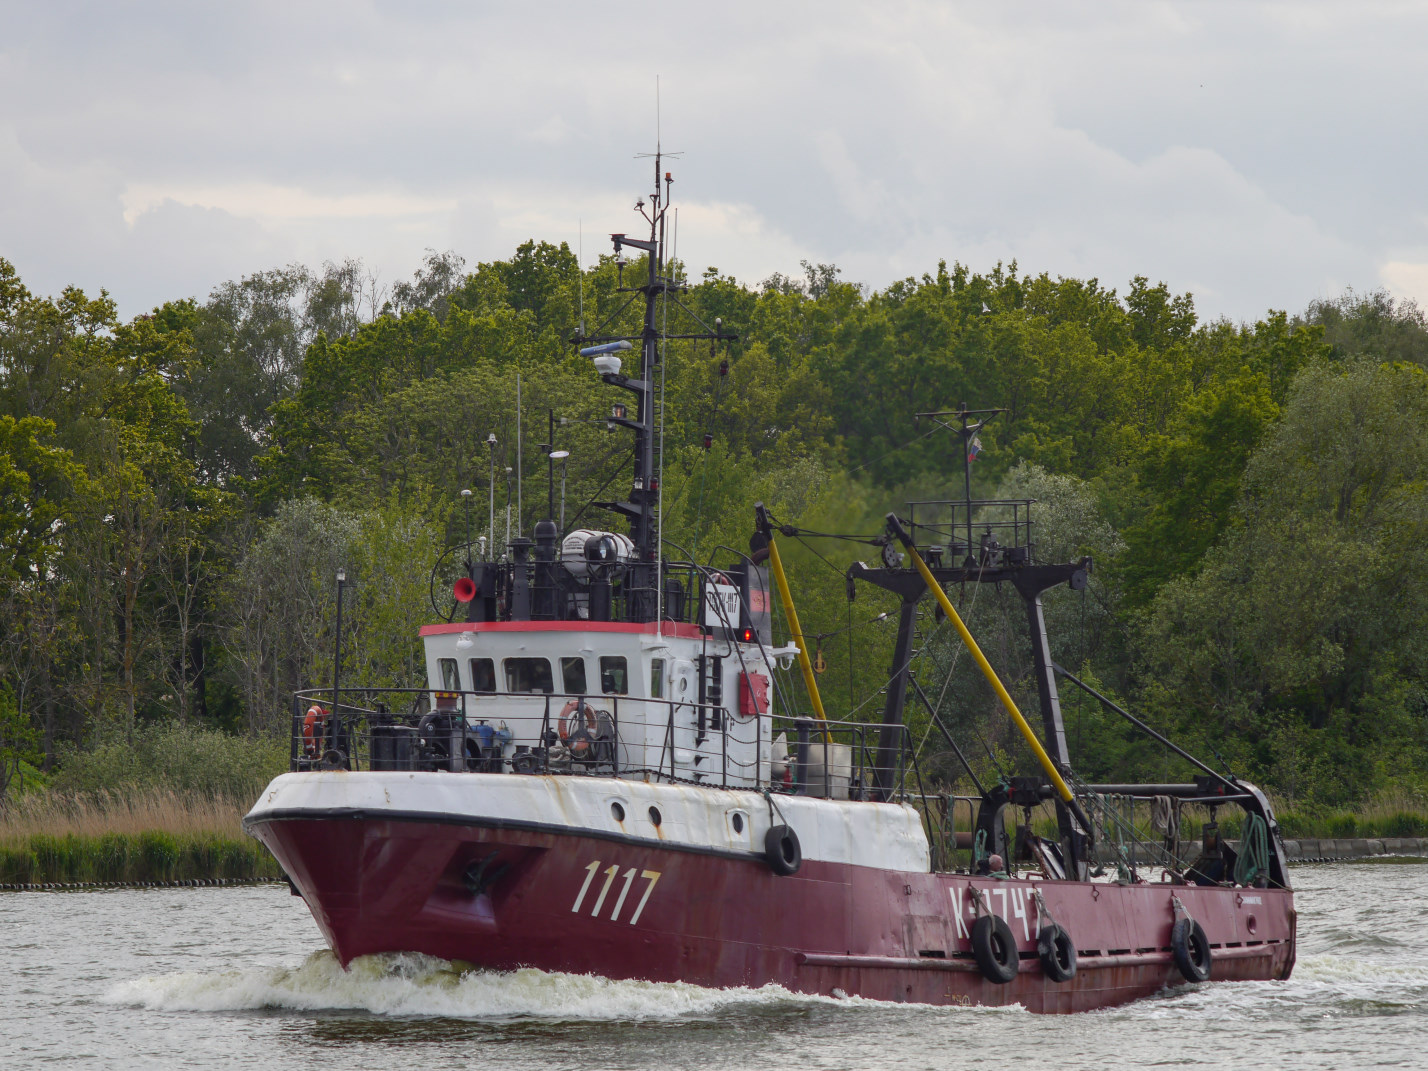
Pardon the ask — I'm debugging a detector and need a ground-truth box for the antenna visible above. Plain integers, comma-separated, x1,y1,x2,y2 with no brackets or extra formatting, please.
575,139,732,623
577,219,584,337
544,408,556,521
522,374,528,534
486,431,498,560
917,404,1006,567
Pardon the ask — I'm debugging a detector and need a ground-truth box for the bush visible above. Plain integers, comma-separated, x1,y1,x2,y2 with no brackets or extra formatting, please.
0,831,280,883
1328,814,1360,838
50,725,288,799
1380,811,1428,838
1275,810,1307,839
0,845,36,883
138,831,179,880
30,833,81,881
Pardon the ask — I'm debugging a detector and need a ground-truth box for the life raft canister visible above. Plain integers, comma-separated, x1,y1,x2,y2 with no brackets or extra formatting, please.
302,704,328,758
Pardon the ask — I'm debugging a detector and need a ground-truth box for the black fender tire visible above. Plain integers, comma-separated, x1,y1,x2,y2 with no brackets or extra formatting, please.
971,914,1018,984
764,824,801,876
1036,923,1077,982
1171,917,1212,982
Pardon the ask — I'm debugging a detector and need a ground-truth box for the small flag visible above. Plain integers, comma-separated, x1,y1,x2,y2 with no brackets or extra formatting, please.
968,435,983,462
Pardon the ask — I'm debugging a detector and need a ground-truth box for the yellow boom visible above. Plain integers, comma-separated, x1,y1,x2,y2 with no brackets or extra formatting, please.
886,514,1076,805
759,512,831,742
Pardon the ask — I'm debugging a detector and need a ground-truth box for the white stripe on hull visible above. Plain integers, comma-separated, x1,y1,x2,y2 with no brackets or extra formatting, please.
246,771,931,872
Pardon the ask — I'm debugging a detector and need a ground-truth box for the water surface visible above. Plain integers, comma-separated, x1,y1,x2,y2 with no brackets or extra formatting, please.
2,862,1423,1069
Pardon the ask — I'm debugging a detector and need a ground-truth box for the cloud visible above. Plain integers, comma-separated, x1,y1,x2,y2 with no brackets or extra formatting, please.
1380,262,1428,309
119,184,456,226
1,1,1423,324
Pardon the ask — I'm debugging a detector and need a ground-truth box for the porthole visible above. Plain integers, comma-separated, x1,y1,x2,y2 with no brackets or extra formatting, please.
731,812,744,834
610,801,625,822
648,806,662,827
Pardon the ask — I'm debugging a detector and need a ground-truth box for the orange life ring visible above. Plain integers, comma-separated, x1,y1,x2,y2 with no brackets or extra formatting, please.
558,699,598,755
303,704,328,758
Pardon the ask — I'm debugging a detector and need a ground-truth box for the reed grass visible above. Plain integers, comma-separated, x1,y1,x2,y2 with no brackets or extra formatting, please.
0,789,280,884
1272,789,1428,840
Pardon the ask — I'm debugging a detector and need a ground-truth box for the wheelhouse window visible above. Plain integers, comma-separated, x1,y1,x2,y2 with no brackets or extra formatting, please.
504,657,553,694
561,657,588,695
649,658,665,698
600,656,628,695
469,658,495,693
438,658,460,691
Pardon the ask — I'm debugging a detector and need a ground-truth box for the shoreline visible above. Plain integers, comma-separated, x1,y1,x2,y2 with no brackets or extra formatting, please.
1278,837,1428,862
3,834,1424,890
0,830,282,887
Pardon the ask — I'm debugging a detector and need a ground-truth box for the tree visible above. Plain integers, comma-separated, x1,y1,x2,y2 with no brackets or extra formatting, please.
0,415,82,582
0,679,39,803
1137,357,1428,803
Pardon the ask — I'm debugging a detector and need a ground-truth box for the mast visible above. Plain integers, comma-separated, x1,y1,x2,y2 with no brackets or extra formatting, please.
577,152,735,622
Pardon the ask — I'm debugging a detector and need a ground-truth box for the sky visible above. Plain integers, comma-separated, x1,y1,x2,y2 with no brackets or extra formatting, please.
2,1,1425,324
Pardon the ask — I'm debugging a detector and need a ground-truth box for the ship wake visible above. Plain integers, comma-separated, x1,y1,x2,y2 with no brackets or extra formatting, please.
103,949,1014,1020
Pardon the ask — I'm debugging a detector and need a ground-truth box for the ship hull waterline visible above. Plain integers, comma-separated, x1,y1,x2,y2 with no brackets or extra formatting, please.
247,810,1295,1014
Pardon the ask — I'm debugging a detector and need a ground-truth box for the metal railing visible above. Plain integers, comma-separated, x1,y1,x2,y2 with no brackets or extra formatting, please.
287,688,932,804
905,497,1036,567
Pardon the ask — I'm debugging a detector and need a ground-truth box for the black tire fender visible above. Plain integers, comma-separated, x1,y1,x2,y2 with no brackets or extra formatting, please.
1036,922,1077,982
764,824,801,876
1171,917,1212,982
971,914,1018,984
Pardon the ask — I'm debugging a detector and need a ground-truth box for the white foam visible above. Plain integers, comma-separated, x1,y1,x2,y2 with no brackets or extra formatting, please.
1118,952,1428,1024
1293,953,1428,987
102,950,1030,1020
104,951,818,1020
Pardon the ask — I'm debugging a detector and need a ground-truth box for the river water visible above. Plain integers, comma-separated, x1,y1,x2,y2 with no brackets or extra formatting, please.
2,860,1424,1070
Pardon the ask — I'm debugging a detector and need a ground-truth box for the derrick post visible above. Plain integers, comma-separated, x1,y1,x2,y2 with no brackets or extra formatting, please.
873,594,921,802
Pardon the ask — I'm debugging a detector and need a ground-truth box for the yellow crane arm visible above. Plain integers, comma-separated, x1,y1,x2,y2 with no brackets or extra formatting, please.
757,506,831,742
765,535,832,741
886,514,1076,805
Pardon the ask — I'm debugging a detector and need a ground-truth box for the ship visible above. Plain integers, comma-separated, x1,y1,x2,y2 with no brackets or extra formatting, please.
244,156,1295,1013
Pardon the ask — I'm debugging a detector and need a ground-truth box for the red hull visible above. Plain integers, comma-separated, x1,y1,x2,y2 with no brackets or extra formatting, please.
249,814,1295,1013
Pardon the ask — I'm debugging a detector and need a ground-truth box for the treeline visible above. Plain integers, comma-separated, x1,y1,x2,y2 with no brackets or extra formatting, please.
3,244,1427,808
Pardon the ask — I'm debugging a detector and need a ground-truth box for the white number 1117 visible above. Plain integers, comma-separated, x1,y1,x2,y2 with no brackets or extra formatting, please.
571,861,662,924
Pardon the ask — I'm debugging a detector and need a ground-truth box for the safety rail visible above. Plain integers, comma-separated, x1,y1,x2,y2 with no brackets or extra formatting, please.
904,497,1036,567
287,688,929,802
455,548,768,637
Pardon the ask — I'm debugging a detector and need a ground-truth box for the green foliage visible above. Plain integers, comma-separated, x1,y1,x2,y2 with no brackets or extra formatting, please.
219,497,441,731
0,832,279,884
0,679,40,800
49,725,288,798
1135,358,1428,806
5,240,1428,812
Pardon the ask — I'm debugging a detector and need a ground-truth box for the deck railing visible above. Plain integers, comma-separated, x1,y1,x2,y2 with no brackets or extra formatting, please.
288,688,931,806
